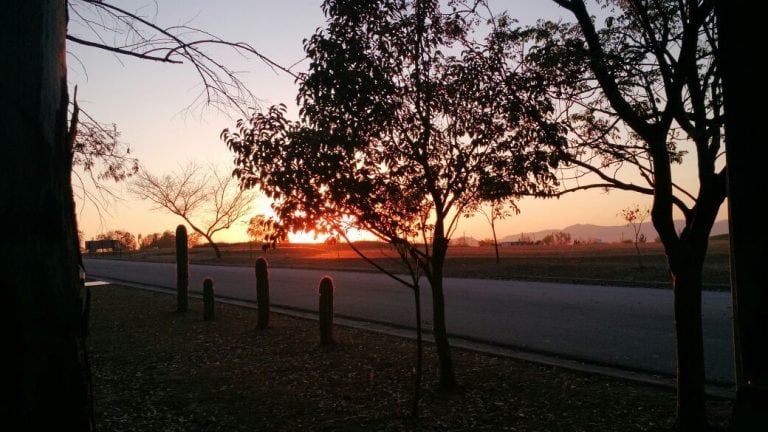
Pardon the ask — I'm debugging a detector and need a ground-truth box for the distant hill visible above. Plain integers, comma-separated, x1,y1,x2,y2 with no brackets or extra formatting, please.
500,219,729,244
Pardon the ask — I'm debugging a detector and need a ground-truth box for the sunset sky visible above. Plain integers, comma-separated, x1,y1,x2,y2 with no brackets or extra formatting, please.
68,0,728,244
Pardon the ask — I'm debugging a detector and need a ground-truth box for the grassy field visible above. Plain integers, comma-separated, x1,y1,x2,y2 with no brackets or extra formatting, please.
93,238,731,290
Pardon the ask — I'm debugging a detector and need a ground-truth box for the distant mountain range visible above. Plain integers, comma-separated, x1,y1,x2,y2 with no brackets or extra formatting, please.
495,219,730,244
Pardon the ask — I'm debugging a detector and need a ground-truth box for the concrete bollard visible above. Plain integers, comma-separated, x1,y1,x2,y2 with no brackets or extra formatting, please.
319,276,335,346
203,278,215,321
255,258,270,329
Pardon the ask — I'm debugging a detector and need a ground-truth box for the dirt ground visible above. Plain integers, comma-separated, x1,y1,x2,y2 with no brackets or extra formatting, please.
89,284,732,431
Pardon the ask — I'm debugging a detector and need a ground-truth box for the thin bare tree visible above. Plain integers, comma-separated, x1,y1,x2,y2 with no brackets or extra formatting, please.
130,163,257,259
66,0,297,226
477,200,518,264
67,0,298,116
70,94,139,224
619,204,650,268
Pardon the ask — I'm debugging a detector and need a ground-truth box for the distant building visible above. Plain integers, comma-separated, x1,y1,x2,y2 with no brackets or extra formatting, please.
85,239,122,254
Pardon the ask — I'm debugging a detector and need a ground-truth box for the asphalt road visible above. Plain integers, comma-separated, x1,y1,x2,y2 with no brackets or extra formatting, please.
83,258,735,385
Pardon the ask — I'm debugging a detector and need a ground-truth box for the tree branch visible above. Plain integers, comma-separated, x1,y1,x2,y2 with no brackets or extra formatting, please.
66,34,182,63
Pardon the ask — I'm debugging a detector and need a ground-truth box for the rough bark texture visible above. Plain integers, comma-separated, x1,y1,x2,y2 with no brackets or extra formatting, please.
654,163,724,431
2,1,93,429
669,258,707,431
428,234,456,391
657,198,721,431
716,2,768,430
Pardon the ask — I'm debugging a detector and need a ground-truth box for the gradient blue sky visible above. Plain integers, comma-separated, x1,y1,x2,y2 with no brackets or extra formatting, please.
67,0,727,243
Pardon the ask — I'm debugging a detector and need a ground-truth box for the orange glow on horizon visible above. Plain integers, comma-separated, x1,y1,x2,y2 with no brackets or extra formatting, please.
288,230,325,244
288,229,377,244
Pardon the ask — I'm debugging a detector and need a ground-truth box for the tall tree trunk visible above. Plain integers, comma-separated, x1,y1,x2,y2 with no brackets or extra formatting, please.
669,256,708,431
428,234,456,390
202,233,221,259
491,220,500,265
650,127,721,430
211,242,222,259
716,2,768,429
2,2,93,430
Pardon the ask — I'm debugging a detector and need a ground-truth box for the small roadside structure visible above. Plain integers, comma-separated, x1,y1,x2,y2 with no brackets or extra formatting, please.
85,239,122,255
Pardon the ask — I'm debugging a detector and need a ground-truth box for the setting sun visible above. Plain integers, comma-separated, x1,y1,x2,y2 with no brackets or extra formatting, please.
287,230,324,244
287,229,376,244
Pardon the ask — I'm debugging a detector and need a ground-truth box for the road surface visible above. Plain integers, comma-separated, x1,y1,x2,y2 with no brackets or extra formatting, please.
84,258,734,385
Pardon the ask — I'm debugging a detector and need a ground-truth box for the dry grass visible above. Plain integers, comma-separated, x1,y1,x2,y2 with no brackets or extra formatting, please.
90,285,732,431
100,239,731,290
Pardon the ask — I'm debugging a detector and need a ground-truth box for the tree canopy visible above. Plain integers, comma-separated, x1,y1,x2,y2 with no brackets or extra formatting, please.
526,0,724,231
95,230,137,250
223,0,565,392
525,1,724,428
224,0,563,247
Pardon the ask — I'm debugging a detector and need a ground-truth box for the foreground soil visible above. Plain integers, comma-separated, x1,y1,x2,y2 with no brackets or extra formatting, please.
90,285,732,431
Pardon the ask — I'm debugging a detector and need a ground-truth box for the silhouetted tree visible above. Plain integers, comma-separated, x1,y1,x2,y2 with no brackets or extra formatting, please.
540,231,571,246
526,1,724,428
715,1,768,429
224,0,563,393
476,200,518,264
477,178,520,264
66,0,293,115
139,230,178,249
324,235,340,258
70,107,138,219
2,3,92,429
619,204,650,268
554,231,572,246
245,214,280,249
66,0,297,225
67,0,293,221
130,163,257,259
71,114,136,183
96,230,137,250
3,2,287,427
